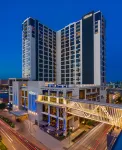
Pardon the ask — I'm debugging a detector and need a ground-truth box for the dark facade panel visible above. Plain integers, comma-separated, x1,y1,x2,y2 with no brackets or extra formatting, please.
95,12,101,21
29,18,35,26
82,13,94,84
36,20,38,80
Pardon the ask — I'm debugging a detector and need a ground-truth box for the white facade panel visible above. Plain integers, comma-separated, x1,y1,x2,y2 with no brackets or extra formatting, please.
94,20,101,85
56,31,61,84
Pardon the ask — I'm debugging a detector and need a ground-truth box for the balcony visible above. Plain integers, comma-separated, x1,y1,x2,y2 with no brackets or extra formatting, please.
50,97,57,103
59,98,64,104
42,96,48,101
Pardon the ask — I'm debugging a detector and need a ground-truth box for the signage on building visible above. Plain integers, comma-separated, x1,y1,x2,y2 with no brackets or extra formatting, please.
48,84,68,88
83,13,92,19
48,84,55,87
29,91,36,95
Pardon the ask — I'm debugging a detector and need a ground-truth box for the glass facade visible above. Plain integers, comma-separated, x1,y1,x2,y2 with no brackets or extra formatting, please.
22,11,106,86
61,21,81,85
22,18,56,82
28,93,37,112
38,24,56,82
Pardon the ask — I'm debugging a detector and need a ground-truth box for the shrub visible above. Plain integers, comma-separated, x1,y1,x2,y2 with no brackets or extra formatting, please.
0,141,7,150
0,115,15,128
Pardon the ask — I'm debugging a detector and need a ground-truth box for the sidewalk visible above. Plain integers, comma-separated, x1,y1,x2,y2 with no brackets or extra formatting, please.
1,111,65,150
61,126,88,149
22,119,64,150
0,111,48,150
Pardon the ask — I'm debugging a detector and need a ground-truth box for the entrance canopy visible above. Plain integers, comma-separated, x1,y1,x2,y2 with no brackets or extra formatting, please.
10,110,28,117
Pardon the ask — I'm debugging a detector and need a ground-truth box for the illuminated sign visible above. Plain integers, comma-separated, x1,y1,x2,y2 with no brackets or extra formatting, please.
48,84,68,88
29,91,36,95
83,13,92,19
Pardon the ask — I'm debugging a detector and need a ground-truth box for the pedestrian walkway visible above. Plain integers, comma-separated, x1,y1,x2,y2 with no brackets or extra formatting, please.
23,120,64,150
0,111,48,150
61,127,87,149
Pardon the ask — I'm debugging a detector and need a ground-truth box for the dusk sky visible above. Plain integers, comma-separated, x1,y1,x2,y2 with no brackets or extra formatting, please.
0,0,122,81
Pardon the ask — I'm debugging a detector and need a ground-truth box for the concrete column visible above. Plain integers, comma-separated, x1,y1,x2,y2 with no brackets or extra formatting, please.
85,89,86,99
56,107,59,129
37,103,42,125
63,90,67,98
48,96,50,102
72,117,75,131
48,105,50,125
56,91,59,97
48,90,50,96
57,98,59,103
63,107,67,136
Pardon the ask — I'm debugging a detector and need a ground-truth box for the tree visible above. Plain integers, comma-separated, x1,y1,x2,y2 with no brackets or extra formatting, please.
0,103,6,110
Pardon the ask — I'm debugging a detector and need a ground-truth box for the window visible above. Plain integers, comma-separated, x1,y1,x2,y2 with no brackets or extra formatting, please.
39,59,43,63
70,24,74,28
66,74,69,77
44,51,48,56
70,41,74,46
76,40,80,44
71,55,75,59
61,74,65,77
44,56,48,60
49,66,52,69
61,66,65,69
61,58,64,61
44,47,48,51
44,60,48,64
39,50,43,55
49,74,52,77
44,78,48,81
70,34,74,39
76,44,80,49
44,65,48,69
39,69,43,72
61,62,64,65
76,28,80,32
66,78,69,81
39,64,43,68
49,70,52,73
61,70,65,73
44,69,48,73
70,38,74,42
39,41,43,45
66,69,69,73
66,48,69,52
39,55,43,59
71,46,75,50
66,65,69,69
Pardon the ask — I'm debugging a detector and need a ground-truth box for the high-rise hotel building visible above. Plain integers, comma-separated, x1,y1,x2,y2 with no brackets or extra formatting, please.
22,11,106,87
22,18,56,82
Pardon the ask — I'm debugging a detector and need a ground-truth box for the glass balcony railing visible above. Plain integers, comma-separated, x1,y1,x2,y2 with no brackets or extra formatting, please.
43,96,48,101
59,98,63,104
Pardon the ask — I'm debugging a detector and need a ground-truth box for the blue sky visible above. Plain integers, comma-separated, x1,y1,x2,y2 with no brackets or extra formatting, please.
0,0,122,81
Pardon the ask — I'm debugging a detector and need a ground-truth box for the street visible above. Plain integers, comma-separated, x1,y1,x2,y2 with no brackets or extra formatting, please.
0,119,43,150
70,123,111,150
0,111,48,150
0,126,27,150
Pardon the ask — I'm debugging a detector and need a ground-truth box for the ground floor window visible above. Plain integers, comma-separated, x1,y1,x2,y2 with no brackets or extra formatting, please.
59,120,63,130
42,114,48,122
50,117,56,127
